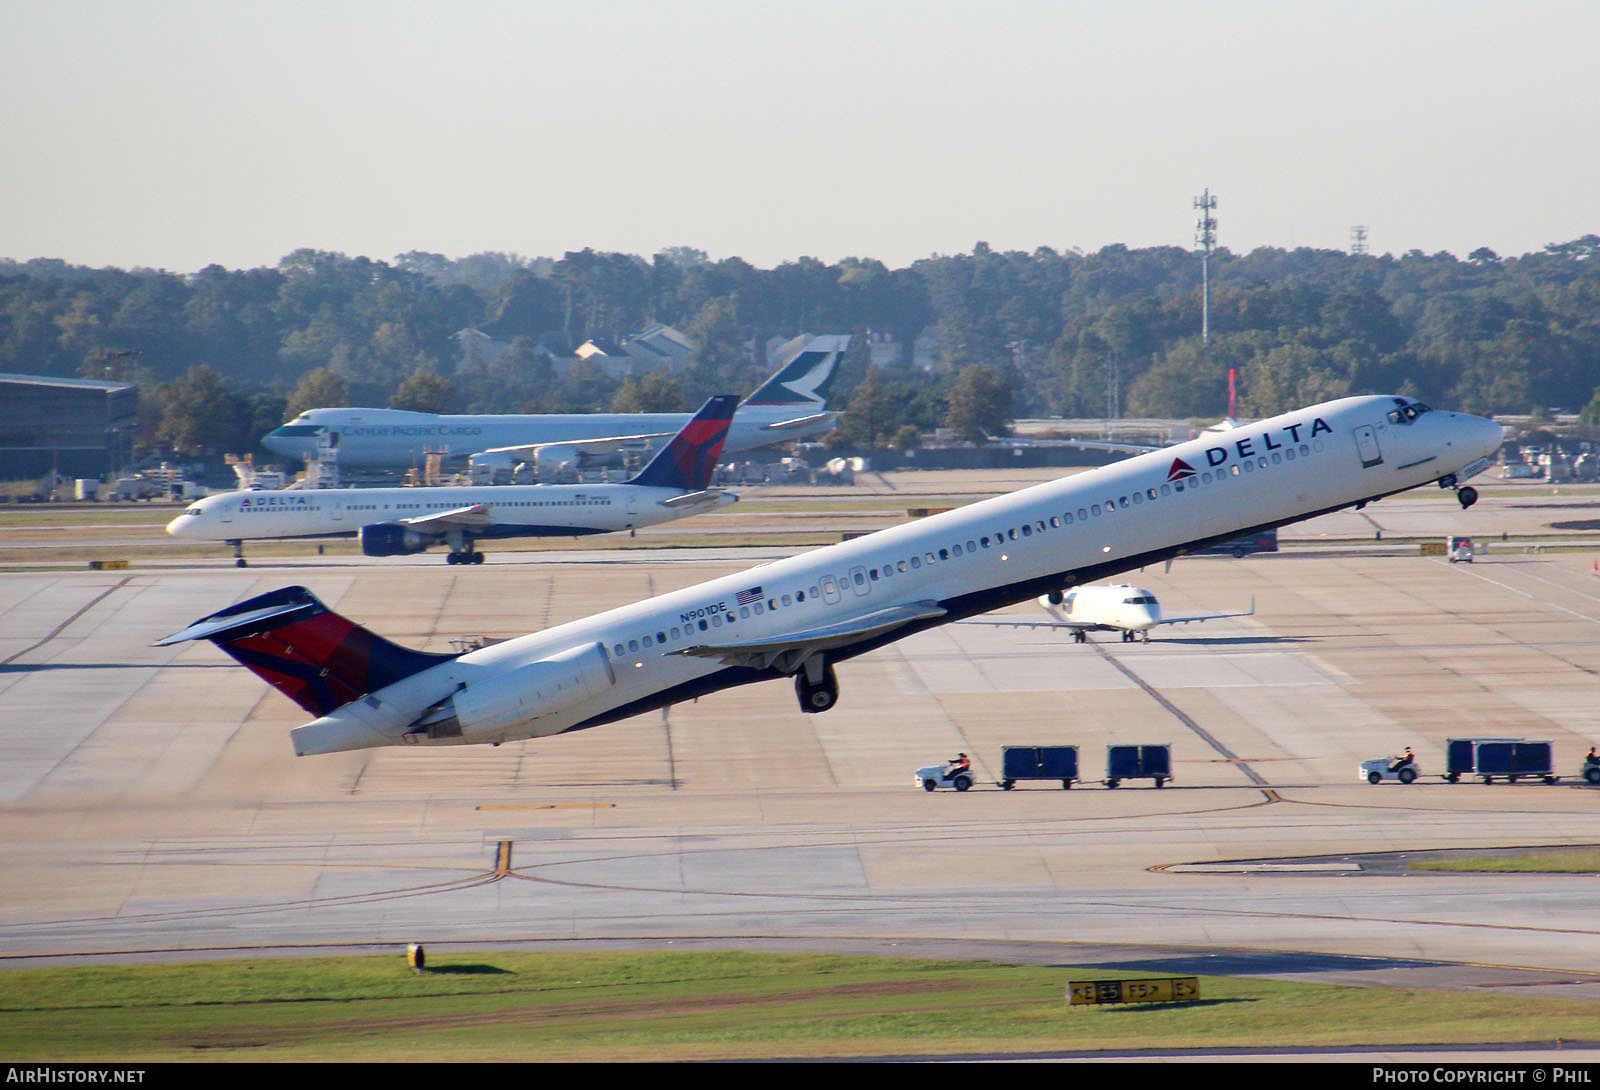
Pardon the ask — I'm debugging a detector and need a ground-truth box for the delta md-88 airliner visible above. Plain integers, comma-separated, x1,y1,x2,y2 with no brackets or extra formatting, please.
159,395,1502,758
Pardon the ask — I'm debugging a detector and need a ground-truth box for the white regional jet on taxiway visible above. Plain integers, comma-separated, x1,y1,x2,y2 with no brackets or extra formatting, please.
965,584,1256,643
157,395,1502,758
168,396,739,566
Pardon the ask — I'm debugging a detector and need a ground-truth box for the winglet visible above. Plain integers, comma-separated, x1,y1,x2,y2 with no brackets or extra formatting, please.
627,395,738,491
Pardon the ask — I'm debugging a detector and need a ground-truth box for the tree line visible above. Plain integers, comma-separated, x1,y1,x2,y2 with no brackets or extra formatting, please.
4,235,1600,461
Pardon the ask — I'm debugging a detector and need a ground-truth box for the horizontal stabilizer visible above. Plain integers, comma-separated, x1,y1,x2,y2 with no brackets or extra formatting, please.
154,589,321,647
482,431,672,462
760,411,839,433
658,488,735,510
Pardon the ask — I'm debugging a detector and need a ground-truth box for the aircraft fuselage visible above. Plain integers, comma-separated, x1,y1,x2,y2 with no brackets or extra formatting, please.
272,395,1500,755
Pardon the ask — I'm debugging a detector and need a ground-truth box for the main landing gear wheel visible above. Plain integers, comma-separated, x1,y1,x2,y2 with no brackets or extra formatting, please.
446,551,485,565
795,662,839,713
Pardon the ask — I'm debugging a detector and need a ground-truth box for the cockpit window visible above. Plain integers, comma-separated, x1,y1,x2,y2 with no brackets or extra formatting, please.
1387,400,1430,425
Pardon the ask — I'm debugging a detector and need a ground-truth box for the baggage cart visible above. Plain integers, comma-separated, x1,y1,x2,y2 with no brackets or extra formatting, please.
1445,737,1557,784
1105,744,1172,788
1000,745,1079,790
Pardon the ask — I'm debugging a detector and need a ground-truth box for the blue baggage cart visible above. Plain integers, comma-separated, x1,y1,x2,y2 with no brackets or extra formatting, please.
1446,737,1558,784
1000,745,1079,790
1105,744,1172,788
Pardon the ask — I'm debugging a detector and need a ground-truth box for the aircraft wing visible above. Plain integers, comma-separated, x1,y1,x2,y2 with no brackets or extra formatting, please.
989,437,1155,455
399,504,494,532
1154,597,1255,626
482,432,675,462
961,617,1104,632
675,600,947,673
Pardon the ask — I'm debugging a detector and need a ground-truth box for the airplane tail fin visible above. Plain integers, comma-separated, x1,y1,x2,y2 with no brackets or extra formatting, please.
740,334,849,408
627,394,739,491
155,585,456,718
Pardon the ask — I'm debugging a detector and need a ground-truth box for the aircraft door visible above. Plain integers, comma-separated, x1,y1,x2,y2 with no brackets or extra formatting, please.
1353,424,1384,468
848,565,870,597
327,496,344,523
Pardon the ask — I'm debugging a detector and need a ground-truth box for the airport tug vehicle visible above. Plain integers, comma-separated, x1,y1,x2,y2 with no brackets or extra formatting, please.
915,762,976,792
1359,756,1420,785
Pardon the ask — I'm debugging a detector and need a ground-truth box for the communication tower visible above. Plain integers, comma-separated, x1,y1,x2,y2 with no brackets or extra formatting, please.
1350,225,1369,255
1193,189,1218,347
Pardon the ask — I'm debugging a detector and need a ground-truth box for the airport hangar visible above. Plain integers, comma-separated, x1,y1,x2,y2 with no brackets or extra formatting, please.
0,371,137,482
1,477,1598,998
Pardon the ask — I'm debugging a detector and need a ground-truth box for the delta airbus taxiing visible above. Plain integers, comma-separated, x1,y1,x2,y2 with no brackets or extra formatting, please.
168,396,739,566
159,395,1502,757
965,584,1255,643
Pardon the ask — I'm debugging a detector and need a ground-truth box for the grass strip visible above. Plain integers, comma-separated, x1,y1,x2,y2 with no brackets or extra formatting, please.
1409,847,1600,873
1,951,1596,1062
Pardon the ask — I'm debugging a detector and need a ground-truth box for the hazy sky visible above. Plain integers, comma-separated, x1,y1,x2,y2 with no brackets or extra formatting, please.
3,0,1596,272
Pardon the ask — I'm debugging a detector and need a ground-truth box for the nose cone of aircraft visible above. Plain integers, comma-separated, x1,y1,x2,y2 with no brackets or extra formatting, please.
166,503,210,538
261,424,322,462
1466,412,1505,460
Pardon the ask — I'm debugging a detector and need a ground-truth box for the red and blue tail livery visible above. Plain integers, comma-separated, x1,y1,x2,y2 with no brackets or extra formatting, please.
155,586,456,717
627,395,737,491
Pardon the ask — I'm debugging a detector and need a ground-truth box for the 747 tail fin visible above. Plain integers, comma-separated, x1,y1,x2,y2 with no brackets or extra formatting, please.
155,586,455,718
740,334,848,407
627,394,738,491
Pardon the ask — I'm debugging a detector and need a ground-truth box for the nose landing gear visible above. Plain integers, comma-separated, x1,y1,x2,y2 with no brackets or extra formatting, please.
1438,474,1479,510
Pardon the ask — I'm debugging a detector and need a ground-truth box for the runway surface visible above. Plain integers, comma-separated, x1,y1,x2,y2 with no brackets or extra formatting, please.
2,483,1599,1025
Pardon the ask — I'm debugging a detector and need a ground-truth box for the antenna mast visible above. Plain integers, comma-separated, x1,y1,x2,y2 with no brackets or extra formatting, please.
1193,188,1218,348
